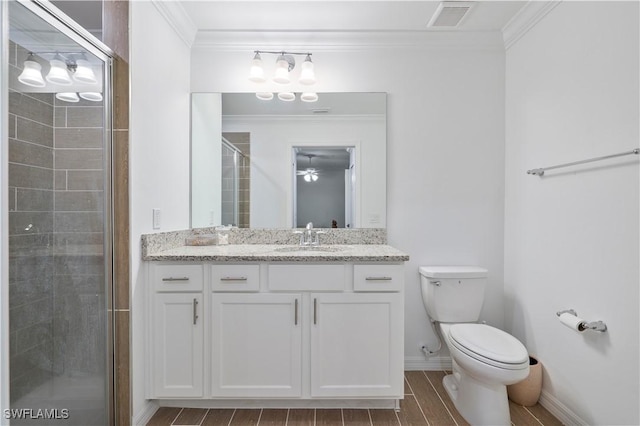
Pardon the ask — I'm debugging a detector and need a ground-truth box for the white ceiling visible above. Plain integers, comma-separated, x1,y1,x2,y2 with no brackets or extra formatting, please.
180,1,526,32
49,1,529,42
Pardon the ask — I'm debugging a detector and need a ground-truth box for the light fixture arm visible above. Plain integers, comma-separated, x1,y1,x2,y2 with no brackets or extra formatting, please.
254,50,312,57
254,50,313,72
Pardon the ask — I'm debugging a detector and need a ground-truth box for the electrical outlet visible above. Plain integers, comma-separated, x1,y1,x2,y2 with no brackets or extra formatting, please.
152,208,161,229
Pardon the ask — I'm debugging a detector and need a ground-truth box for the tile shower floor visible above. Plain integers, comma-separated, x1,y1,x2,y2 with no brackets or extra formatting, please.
147,371,562,426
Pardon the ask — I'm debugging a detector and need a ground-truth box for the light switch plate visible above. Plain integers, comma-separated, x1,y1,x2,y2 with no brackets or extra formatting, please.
152,208,161,229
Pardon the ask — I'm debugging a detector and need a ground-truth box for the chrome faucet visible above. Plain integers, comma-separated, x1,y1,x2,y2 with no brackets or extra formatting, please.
294,222,325,246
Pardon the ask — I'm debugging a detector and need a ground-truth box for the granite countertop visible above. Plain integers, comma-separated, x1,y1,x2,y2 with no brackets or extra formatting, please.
143,244,409,262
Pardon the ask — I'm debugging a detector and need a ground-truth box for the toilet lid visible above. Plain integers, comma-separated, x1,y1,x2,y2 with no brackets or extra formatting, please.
449,324,528,369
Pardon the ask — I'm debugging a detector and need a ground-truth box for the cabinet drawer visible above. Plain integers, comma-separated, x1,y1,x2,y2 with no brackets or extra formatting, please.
211,264,260,292
153,264,203,292
268,264,346,291
353,264,403,292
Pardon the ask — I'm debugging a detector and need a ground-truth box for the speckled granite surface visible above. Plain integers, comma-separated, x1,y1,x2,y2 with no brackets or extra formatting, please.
141,227,407,262
142,243,409,262
141,228,388,259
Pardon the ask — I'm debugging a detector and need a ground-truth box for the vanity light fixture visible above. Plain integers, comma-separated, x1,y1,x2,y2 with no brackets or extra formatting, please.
79,92,103,102
73,57,97,84
56,92,79,103
249,52,266,83
46,54,73,85
298,54,316,85
249,50,318,102
277,92,296,102
300,92,318,103
256,92,274,101
17,53,46,87
17,51,100,89
273,54,294,84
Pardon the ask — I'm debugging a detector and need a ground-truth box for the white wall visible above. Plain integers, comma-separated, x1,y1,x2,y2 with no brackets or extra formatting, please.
130,1,192,420
192,37,507,365
221,116,385,228
504,2,639,424
192,93,222,228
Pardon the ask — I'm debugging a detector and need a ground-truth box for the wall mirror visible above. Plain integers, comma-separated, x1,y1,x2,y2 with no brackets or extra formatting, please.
191,92,386,229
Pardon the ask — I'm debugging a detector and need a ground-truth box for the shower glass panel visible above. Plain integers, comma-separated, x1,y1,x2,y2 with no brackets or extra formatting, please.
220,136,250,228
6,1,112,424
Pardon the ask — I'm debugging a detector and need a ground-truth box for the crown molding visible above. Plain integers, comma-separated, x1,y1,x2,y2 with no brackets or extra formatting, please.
192,30,506,52
502,1,562,50
151,0,198,48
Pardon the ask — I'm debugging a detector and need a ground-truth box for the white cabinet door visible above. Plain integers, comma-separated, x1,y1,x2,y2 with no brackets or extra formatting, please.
310,292,403,397
211,293,302,397
152,293,204,398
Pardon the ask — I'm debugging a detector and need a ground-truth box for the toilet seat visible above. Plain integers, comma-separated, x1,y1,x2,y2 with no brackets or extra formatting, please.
448,324,528,370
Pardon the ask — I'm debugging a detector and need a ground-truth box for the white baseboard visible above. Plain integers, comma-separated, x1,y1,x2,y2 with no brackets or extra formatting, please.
404,356,452,371
132,400,159,426
538,389,585,426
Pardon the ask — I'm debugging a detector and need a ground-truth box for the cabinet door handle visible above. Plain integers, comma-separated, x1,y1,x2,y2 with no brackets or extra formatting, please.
365,276,393,281
162,277,189,282
220,277,248,282
294,298,299,325
193,298,199,325
313,298,317,325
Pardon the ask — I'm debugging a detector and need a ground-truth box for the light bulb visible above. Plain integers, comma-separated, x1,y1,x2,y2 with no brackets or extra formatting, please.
79,92,103,102
248,53,266,83
304,174,311,182
73,59,97,84
299,55,316,85
301,92,318,103
56,92,79,103
277,92,295,102
18,56,45,87
255,92,274,101
311,174,318,181
273,55,291,84
46,56,72,85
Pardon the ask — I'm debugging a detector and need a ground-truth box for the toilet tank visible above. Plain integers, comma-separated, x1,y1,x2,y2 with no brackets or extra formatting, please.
419,266,488,323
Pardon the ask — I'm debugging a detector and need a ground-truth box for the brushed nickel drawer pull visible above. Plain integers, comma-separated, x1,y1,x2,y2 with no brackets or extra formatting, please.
365,277,393,281
162,277,189,282
220,277,248,282
313,298,317,325
294,299,299,325
193,298,199,325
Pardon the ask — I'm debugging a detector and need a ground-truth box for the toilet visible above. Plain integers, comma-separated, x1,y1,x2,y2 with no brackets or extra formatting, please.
419,266,529,426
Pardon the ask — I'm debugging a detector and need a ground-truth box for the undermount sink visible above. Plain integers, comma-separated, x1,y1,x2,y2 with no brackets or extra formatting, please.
273,246,347,253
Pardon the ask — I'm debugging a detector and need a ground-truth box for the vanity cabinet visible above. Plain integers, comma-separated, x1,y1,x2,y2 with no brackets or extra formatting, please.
146,260,405,405
211,293,302,397
310,292,403,397
148,264,204,398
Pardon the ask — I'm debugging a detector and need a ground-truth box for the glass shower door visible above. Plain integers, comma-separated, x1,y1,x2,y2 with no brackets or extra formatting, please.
4,1,112,424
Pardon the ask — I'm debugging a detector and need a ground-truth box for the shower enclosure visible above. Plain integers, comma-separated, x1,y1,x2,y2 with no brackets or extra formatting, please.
221,134,250,228
2,1,113,424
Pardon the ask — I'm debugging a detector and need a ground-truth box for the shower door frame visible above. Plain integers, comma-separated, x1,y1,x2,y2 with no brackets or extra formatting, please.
0,0,116,423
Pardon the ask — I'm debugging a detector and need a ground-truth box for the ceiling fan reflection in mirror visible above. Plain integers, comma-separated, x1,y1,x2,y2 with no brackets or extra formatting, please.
297,154,320,182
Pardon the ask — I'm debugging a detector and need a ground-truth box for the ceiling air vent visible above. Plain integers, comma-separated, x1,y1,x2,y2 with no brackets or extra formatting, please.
427,1,475,28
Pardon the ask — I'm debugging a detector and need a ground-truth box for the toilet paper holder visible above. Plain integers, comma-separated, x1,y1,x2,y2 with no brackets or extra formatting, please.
556,309,607,332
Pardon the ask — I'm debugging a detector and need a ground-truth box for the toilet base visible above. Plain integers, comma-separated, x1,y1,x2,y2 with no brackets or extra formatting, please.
442,360,511,426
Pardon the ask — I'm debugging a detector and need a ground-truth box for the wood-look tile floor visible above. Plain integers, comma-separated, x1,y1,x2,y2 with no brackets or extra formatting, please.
147,371,563,426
